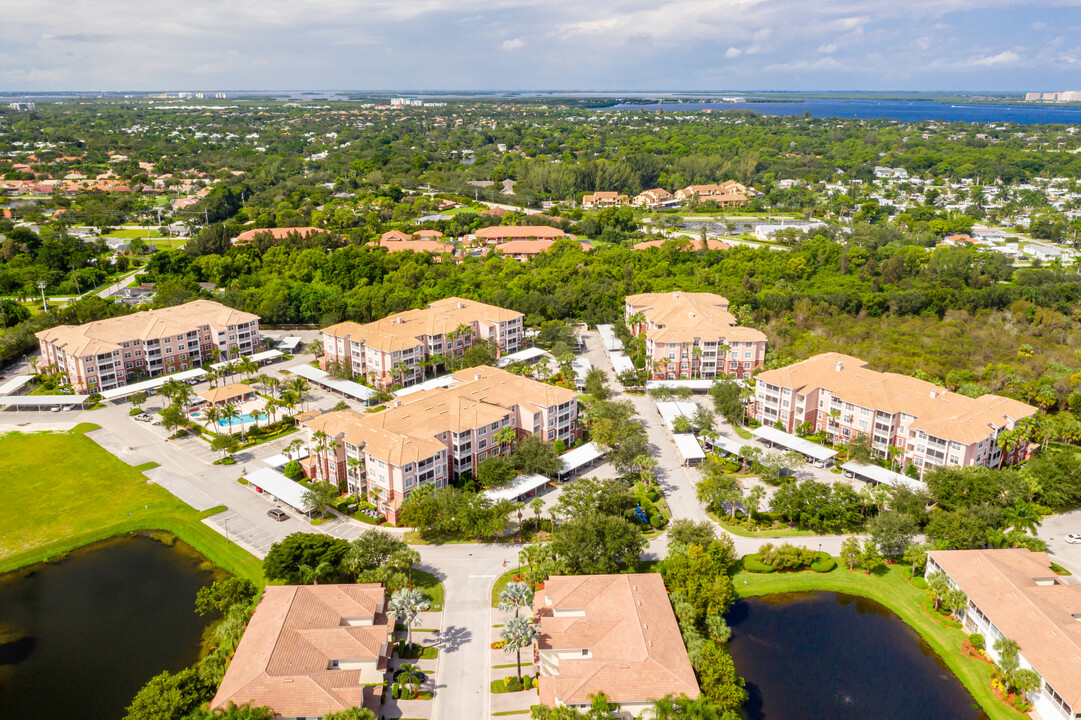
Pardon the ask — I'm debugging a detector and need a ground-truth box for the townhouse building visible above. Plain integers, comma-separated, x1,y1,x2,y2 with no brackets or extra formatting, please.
751,353,1038,473
625,292,768,380
536,574,699,717
320,297,524,391
210,584,390,719
926,550,1081,720
301,366,579,523
473,225,567,243
581,191,629,209
673,181,749,206
35,300,260,393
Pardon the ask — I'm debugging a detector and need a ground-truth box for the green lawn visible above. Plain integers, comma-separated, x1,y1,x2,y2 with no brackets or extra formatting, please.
491,566,528,607
734,560,1014,720
709,511,822,538
0,426,263,582
412,569,445,611
104,228,166,239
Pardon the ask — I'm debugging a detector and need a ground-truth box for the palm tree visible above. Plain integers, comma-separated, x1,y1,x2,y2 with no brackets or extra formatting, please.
529,497,544,529
500,616,538,681
313,429,331,481
205,367,220,388
302,481,339,522
394,360,409,387
202,405,222,431
284,437,304,461
237,355,258,380
288,377,311,411
264,398,280,425
265,376,281,398
498,581,534,618
388,587,430,650
389,547,421,585
214,605,250,650
222,402,239,436
280,390,300,416
249,408,265,429
298,561,335,585
396,662,425,699
744,485,766,528
634,454,659,486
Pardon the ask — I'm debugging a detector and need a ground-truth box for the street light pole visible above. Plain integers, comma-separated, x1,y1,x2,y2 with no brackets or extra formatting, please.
37,280,48,311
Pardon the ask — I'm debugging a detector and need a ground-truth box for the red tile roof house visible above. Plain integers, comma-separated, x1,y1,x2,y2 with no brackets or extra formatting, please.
233,227,326,245
535,574,699,717
472,225,567,245
210,584,390,719
492,238,592,262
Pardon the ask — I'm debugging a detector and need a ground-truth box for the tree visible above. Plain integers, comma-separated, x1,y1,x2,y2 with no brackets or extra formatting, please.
344,529,408,576
1021,451,1081,510
583,367,610,399
839,536,862,570
498,581,535,618
195,577,258,616
298,560,336,585
667,519,716,548
529,496,544,528
927,572,951,610
942,587,968,618
858,540,885,574
477,455,515,489
211,433,239,461
556,476,636,520
493,425,517,455
868,511,919,558
221,402,240,436
302,481,339,521
1012,668,1041,697
123,667,212,720
709,379,744,425
389,587,430,649
130,391,148,410
500,615,539,681
322,708,377,720
263,533,349,583
693,640,747,711
185,701,277,719
549,514,646,574
993,637,1021,681
388,547,421,585
510,434,562,476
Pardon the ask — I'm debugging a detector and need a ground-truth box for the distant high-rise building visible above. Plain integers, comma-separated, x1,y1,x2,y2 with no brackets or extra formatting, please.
1025,92,1042,102
8,102,35,111
214,92,227,99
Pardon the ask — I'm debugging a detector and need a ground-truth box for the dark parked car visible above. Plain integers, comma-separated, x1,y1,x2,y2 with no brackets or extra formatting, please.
267,508,288,521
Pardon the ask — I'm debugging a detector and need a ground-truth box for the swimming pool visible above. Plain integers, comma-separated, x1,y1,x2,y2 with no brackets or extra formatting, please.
191,410,261,426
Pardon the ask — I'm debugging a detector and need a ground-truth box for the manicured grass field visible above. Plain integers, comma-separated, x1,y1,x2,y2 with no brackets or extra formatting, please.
734,560,1013,720
411,568,445,611
0,425,263,582
104,228,166,238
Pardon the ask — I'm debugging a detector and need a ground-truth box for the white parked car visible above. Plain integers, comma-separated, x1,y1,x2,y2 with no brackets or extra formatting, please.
1066,533,1081,545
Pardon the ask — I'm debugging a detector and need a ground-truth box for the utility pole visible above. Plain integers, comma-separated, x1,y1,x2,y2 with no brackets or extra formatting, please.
37,281,48,311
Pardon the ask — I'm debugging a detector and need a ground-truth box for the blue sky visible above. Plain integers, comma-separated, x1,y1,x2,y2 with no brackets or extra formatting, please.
3,0,1079,91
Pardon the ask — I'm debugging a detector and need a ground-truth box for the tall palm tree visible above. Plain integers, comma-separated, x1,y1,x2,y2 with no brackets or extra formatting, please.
222,402,239,437
237,355,258,380
297,561,335,585
394,360,409,387
203,405,222,431
498,581,534,618
389,547,421,585
388,587,430,650
529,497,544,529
265,376,281,398
249,408,265,429
500,616,538,681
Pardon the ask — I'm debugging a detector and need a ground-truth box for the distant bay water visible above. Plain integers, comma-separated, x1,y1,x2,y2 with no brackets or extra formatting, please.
602,98,1081,124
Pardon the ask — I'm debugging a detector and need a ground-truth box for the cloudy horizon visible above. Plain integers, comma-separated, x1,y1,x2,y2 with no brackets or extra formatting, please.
3,0,1079,92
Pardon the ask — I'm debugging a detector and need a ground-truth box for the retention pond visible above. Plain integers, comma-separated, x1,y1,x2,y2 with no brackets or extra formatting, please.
728,591,989,720
0,534,221,720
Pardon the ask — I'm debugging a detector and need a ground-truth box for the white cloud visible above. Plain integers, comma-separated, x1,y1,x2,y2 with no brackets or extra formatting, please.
501,37,525,51
725,47,743,58
971,49,1021,66
1031,21,1048,30
817,43,838,53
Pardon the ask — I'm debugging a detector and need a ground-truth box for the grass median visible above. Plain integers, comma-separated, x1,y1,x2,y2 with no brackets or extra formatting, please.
734,560,1013,720
0,426,263,582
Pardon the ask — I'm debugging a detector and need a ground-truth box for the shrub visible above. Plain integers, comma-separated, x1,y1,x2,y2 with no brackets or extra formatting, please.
284,460,303,480
810,556,837,573
129,407,142,416
758,542,818,570
522,675,533,690
969,633,985,651
504,676,523,692
650,514,664,529
646,488,660,502
912,576,928,589
742,554,775,573
490,640,507,650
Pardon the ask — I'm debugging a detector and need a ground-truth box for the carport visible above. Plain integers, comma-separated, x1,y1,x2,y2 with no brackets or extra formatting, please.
557,441,608,481
483,473,550,503
673,433,706,465
246,467,311,516
751,425,838,466
101,368,206,402
841,461,926,491
287,364,379,405
0,394,90,411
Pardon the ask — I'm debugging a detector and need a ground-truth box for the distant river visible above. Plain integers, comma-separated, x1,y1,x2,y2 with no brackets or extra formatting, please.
604,98,1081,124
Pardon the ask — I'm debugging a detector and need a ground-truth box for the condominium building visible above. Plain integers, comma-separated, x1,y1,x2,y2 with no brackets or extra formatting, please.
926,549,1081,720
320,297,524,391
473,225,567,243
301,366,579,523
673,181,749,206
210,584,390,718
536,573,699,716
625,292,767,380
581,191,629,209
751,353,1038,473
631,188,675,209
35,299,260,392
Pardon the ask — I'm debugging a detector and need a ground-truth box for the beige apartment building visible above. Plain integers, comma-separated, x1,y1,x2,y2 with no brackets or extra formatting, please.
536,573,699,718
581,191,629,209
301,366,579,523
210,584,390,719
674,181,749,206
625,292,768,380
320,297,524,391
631,188,675,209
752,352,1038,473
926,549,1081,720
35,299,260,393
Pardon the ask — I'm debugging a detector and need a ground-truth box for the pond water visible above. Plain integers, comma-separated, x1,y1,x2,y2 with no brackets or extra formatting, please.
728,591,989,720
0,535,222,720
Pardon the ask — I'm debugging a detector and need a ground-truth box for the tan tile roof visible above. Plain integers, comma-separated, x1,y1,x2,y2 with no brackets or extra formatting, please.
379,239,453,254
210,584,390,718
235,226,324,243
626,292,764,345
323,298,522,349
632,238,731,251
475,225,567,240
928,549,1081,709
380,230,412,242
198,382,254,404
303,366,576,465
35,300,258,358
756,352,1038,444
493,239,591,256
537,574,699,706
